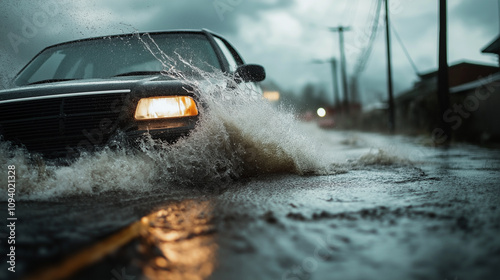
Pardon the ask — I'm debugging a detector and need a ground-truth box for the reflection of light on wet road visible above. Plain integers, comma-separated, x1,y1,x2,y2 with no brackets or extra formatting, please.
25,199,217,280
140,200,217,280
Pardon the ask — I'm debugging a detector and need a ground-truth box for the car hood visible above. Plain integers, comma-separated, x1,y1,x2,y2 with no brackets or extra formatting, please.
0,75,194,103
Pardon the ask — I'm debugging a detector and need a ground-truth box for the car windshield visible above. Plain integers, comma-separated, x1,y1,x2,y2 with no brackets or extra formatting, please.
14,33,222,86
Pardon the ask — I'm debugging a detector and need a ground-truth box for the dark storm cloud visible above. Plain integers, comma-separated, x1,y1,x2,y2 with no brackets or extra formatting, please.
0,0,295,55
0,0,292,88
1,0,497,101
96,0,294,35
93,0,240,34
452,0,499,36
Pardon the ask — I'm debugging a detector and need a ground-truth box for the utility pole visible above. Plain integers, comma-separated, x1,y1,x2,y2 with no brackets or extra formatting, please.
330,26,351,115
437,0,451,144
384,0,395,133
330,58,342,111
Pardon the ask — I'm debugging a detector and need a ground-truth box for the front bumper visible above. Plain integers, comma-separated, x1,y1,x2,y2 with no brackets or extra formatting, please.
125,122,197,144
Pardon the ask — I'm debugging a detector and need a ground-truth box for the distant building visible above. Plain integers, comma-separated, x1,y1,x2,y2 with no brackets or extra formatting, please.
393,61,500,142
447,71,500,142
482,35,500,67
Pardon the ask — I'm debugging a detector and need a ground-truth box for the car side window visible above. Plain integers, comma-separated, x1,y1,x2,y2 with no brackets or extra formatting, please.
214,37,239,72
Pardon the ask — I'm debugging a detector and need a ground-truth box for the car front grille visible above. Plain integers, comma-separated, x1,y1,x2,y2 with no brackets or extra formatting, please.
0,90,131,157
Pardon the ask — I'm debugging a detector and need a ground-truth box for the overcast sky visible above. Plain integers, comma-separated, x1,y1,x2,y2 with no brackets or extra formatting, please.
1,0,498,105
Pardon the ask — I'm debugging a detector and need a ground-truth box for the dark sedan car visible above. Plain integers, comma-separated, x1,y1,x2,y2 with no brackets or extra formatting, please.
0,29,265,158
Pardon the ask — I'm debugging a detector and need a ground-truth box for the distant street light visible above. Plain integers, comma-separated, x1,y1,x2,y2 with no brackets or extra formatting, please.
317,107,327,118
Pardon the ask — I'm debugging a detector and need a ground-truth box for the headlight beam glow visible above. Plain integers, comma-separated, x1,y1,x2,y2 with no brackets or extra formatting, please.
135,96,199,120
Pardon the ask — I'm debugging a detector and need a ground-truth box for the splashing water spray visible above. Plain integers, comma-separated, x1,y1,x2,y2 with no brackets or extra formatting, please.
0,32,331,199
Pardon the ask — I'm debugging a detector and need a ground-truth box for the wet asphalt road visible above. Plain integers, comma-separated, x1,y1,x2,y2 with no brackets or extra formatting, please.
1,128,500,280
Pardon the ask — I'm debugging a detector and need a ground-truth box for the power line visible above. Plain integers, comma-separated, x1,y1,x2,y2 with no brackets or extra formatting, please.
354,0,383,75
390,22,420,76
347,0,382,106
342,0,360,27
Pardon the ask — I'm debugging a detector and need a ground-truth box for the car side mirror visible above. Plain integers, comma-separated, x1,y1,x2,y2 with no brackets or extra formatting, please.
235,64,266,83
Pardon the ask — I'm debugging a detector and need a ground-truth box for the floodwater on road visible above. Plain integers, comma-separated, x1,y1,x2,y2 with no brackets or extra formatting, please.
1,120,499,280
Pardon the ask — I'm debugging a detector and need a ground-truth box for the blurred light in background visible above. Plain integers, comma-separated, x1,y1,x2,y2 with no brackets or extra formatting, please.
317,107,326,117
263,91,280,101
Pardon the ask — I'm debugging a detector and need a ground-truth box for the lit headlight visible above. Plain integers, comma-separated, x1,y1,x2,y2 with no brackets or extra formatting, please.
134,96,199,120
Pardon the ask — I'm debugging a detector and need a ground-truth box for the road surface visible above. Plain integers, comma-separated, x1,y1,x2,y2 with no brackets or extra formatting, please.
1,119,499,280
